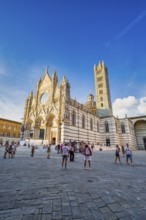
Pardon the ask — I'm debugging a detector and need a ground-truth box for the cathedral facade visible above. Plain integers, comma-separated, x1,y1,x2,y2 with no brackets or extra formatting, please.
23,61,146,149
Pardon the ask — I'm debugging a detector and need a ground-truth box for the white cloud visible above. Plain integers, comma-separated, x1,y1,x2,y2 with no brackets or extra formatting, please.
138,97,146,114
113,96,146,118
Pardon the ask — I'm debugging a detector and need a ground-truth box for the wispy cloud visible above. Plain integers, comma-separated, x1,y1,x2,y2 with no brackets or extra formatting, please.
116,10,146,39
103,10,146,48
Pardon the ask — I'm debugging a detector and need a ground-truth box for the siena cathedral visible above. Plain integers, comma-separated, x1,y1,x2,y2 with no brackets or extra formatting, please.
23,61,146,150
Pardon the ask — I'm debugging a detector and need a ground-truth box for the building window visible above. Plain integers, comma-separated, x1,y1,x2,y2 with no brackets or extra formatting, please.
6,133,10,137
99,90,103,94
0,133,4,137
121,123,126,133
90,118,93,131
100,97,103,101
97,122,99,132
101,103,103,107
105,121,109,133
82,115,85,128
72,111,76,126
98,83,103,88
12,133,16,138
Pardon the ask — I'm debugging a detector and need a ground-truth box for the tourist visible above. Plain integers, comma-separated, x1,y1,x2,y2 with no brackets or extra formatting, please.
57,143,60,154
8,144,13,159
125,144,133,165
70,146,74,162
61,143,69,169
47,144,51,159
3,144,9,159
82,144,92,169
115,145,121,164
121,145,125,157
31,144,35,157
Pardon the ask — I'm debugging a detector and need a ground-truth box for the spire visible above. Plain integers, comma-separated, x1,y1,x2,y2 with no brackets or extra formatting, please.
52,69,56,77
97,61,102,70
45,66,49,74
102,60,105,67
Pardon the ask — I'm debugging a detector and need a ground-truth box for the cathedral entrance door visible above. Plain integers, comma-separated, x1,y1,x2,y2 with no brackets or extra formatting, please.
39,129,45,139
52,137,56,145
46,114,58,144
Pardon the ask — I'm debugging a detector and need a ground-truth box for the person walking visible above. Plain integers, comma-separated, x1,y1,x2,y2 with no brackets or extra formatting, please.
61,143,69,169
82,144,92,169
31,144,35,157
125,144,133,165
121,145,125,157
115,145,121,164
8,144,13,159
47,144,51,159
70,146,74,162
3,144,9,159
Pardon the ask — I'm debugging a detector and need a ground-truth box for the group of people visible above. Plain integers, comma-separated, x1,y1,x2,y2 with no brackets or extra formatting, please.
115,144,133,165
61,143,92,169
3,143,17,159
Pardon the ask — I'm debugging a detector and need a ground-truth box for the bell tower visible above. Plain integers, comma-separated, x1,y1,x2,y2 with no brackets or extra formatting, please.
94,61,112,113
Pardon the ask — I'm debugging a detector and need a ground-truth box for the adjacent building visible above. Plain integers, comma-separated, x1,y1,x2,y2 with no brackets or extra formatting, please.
0,118,21,144
23,61,146,149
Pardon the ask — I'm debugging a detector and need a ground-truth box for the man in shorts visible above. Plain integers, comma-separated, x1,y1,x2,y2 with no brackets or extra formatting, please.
62,143,69,169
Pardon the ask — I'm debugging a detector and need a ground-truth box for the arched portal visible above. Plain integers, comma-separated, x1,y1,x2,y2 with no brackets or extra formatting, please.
134,120,146,150
46,114,58,144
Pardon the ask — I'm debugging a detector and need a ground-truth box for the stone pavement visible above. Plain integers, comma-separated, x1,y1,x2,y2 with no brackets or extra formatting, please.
0,147,146,220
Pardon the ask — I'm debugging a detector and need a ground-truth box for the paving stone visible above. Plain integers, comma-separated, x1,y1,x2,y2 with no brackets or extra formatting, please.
52,211,62,219
62,205,71,216
103,212,118,220
108,203,123,212
42,204,52,214
99,206,111,214
71,206,82,218
33,215,42,220
41,214,52,220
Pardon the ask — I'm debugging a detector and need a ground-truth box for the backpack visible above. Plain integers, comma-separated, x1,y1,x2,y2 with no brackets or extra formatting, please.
85,147,91,156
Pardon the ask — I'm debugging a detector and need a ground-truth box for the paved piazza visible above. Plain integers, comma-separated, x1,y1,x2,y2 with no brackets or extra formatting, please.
0,147,146,220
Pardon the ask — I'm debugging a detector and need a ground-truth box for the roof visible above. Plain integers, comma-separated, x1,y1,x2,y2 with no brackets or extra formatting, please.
0,118,21,124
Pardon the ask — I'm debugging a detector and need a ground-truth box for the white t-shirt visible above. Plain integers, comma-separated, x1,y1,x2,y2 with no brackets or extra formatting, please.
62,145,69,155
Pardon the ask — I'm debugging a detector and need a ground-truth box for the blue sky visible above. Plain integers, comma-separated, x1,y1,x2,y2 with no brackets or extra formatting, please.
0,0,146,121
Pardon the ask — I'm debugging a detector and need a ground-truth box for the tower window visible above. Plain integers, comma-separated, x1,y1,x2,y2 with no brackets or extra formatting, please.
99,90,103,94
97,77,103,82
101,103,103,107
100,97,103,101
98,83,103,88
